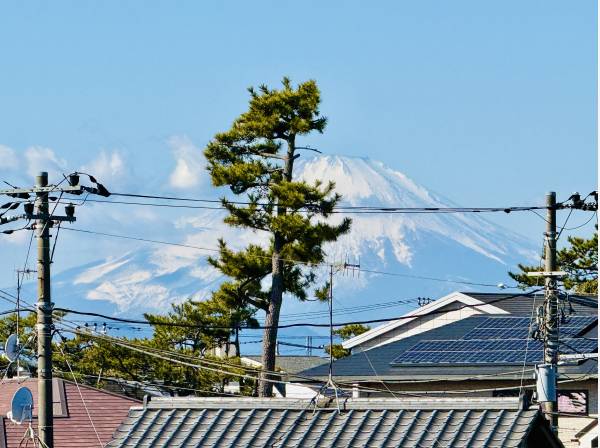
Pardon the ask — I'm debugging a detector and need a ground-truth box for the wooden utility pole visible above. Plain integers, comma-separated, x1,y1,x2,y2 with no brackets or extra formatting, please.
542,191,559,432
36,172,54,448
530,192,561,434
0,171,108,447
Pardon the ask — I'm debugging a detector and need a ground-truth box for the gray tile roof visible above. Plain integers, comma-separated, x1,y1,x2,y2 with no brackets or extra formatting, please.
244,355,328,374
107,397,560,447
301,315,597,380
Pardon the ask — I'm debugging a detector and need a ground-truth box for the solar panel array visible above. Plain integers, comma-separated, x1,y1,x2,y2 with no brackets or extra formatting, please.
462,316,597,340
391,315,598,366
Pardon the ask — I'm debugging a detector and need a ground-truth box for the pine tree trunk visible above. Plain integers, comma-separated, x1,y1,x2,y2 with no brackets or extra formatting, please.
259,235,284,397
259,135,295,397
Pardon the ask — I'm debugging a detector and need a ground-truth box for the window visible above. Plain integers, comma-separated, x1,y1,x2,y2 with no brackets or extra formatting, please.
558,390,588,415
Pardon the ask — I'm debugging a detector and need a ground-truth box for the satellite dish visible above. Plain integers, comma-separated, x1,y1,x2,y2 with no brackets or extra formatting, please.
7,386,33,424
4,334,19,362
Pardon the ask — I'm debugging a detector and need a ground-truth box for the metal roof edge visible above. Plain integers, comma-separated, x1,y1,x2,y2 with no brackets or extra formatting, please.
144,396,527,411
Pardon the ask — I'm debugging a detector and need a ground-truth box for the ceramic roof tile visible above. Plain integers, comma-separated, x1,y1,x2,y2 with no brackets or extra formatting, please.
107,397,558,448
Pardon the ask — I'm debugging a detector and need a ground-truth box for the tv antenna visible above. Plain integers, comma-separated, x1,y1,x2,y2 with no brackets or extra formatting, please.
4,334,19,363
8,386,33,424
15,268,34,378
9,386,38,447
313,258,361,412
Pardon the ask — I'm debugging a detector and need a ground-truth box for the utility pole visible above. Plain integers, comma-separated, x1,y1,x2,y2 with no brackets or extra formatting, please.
541,192,559,432
527,195,559,432
0,171,109,448
36,172,53,448
528,191,598,436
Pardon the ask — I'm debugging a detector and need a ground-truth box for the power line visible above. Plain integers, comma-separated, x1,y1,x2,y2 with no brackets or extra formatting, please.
70,195,562,215
51,312,598,400
51,289,545,331
560,212,597,232
356,268,511,288
107,191,598,214
58,322,596,399
60,227,518,288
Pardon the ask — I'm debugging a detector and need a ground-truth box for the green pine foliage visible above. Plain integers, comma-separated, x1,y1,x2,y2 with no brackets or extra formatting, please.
0,312,37,376
509,231,598,294
0,301,254,396
204,78,351,396
49,298,253,397
324,324,370,360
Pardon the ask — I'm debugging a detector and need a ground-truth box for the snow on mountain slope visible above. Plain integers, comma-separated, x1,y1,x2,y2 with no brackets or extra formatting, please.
298,156,535,266
23,155,537,318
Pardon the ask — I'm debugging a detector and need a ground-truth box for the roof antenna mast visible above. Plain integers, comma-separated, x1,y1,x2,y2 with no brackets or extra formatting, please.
315,257,361,413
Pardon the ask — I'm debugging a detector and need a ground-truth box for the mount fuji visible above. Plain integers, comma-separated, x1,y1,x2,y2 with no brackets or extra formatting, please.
15,155,538,337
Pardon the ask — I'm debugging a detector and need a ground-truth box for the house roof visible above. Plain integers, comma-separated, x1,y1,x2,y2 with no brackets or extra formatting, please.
341,291,509,349
0,377,139,448
342,291,596,350
467,292,597,316
107,397,562,448
243,355,327,374
301,315,598,381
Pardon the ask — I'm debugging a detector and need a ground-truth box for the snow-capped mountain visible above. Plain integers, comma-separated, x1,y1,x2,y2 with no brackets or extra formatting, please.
16,155,537,325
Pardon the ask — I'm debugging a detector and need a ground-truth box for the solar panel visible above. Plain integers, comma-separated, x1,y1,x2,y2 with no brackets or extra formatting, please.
475,317,530,329
462,315,597,340
390,314,597,366
560,338,598,354
464,328,530,340
390,337,597,365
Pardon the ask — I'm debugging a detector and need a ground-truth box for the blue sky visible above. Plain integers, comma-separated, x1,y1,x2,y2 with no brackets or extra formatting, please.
0,1,597,287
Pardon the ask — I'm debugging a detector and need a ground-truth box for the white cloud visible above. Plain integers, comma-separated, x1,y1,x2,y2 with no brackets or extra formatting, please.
80,150,126,184
168,135,205,189
0,145,19,170
24,146,67,179
74,254,132,285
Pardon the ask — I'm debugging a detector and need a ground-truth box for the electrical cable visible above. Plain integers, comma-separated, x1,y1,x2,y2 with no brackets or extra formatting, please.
559,212,597,232
53,316,540,393
519,293,542,395
107,191,585,216
51,289,545,330
59,227,519,289
556,208,574,242
55,317,327,384
356,268,511,288
51,369,248,398
52,316,598,399
56,325,318,391
53,334,103,447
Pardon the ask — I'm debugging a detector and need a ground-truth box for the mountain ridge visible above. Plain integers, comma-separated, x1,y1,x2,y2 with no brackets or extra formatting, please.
16,155,537,321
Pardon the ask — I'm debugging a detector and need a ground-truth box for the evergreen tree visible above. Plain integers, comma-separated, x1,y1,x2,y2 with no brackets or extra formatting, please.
52,296,255,396
324,324,370,360
0,312,37,377
204,78,351,396
509,230,598,294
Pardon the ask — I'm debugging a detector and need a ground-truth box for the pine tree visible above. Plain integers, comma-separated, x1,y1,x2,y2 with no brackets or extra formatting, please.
509,230,598,294
324,324,370,360
204,78,351,396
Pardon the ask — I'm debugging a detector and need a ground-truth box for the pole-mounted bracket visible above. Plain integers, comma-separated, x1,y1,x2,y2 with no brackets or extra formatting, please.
526,271,567,278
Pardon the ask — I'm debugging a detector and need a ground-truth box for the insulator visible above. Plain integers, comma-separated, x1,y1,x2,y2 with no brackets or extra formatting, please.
68,174,80,186
64,203,75,218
